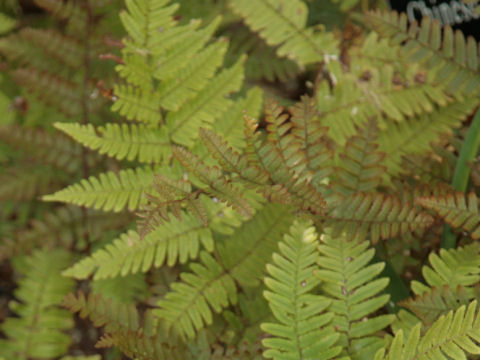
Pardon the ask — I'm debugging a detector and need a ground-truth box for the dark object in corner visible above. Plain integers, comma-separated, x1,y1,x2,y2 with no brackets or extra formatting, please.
388,0,480,40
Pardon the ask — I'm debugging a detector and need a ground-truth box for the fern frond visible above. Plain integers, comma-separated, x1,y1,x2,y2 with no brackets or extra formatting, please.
316,233,394,359
362,11,480,96
325,192,434,243
198,127,270,186
91,273,148,304
0,249,75,360
417,191,480,239
111,84,161,124
151,17,220,81
154,251,237,339
63,291,139,333
95,325,186,360
290,96,334,187
119,0,178,52
210,341,264,360
229,0,338,65
225,25,300,82
13,68,82,117
332,121,386,197
63,214,211,279
400,285,478,326
317,58,452,145
143,173,196,225
43,167,155,212
0,206,131,261
0,124,86,173
375,301,480,360
378,99,478,175
54,122,170,163
34,0,86,32
173,146,255,217
211,86,264,151
0,164,57,201
217,203,294,287
261,220,342,360
409,243,480,296
166,56,245,147
243,116,328,214
156,38,227,111
18,28,83,69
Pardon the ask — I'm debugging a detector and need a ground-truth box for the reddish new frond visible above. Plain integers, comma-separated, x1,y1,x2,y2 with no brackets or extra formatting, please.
326,192,434,243
417,192,480,239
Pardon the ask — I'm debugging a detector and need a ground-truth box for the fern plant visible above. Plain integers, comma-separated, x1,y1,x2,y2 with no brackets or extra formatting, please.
3,0,480,359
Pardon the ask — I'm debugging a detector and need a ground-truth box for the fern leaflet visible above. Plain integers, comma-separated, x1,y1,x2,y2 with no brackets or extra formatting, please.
261,220,342,360
316,232,395,359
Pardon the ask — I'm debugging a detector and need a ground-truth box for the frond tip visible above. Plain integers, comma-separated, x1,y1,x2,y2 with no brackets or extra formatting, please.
261,220,342,360
375,301,480,359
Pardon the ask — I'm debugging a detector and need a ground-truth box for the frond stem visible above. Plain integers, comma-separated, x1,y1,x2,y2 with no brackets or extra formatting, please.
442,107,480,249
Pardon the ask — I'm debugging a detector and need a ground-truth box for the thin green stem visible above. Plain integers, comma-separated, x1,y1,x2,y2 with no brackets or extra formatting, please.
442,107,480,249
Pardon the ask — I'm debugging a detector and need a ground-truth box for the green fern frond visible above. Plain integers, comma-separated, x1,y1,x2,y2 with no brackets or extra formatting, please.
378,99,478,175
229,0,338,65
63,291,139,333
400,285,479,326
217,203,294,287
326,192,434,243
317,55,452,145
261,220,341,360
417,191,480,239
332,121,386,197
91,273,148,304
316,232,394,359
63,214,212,279
210,86,264,151
43,167,155,212
119,0,178,52
375,301,480,360
156,38,227,111
111,84,161,124
54,122,170,163
362,11,480,96
410,243,480,296
154,251,237,339
166,56,245,147
151,17,220,81
0,249,75,360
